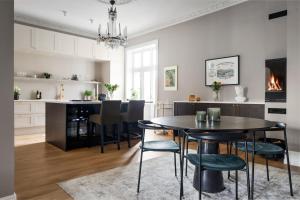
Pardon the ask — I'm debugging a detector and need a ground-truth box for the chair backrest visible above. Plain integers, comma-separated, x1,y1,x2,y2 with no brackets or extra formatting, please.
100,100,121,124
185,129,248,142
138,120,165,130
127,100,145,122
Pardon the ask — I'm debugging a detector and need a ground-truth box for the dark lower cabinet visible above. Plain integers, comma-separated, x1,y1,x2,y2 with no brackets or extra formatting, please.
174,102,265,119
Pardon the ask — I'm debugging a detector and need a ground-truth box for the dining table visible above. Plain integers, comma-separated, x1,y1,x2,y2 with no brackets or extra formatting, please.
150,115,277,197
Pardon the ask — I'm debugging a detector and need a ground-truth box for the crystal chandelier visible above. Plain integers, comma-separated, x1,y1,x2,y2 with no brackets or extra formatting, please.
97,0,128,49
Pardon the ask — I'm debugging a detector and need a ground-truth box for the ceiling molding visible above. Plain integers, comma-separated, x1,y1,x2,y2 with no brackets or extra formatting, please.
129,0,248,39
14,0,248,40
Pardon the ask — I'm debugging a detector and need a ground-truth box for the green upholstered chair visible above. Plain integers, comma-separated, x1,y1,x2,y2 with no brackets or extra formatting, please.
137,120,180,193
182,130,250,200
89,100,121,153
234,122,293,199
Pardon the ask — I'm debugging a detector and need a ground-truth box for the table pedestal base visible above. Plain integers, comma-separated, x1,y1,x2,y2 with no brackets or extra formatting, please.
193,142,225,193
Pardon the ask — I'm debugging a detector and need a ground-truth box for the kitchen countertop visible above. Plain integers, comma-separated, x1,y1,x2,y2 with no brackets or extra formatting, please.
173,100,265,105
14,99,102,104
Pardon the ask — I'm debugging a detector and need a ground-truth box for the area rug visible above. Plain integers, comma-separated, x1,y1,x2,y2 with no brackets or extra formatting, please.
59,155,299,200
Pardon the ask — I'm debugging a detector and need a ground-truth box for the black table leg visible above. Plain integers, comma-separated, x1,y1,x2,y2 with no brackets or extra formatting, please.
193,141,225,193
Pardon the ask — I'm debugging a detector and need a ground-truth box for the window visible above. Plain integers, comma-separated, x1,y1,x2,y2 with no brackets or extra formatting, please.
125,41,158,102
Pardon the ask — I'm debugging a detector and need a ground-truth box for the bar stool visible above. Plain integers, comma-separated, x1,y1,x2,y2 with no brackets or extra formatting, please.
89,100,121,153
121,100,145,148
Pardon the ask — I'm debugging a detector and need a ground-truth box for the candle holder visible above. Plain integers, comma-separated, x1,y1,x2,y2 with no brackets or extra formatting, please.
207,108,221,122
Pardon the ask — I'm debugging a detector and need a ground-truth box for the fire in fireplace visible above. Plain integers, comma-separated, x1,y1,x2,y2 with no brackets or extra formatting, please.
267,73,283,91
265,58,286,102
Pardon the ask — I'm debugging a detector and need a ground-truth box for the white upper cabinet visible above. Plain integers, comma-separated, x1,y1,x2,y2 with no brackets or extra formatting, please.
14,24,34,52
54,32,76,56
76,37,94,59
94,42,109,61
14,24,123,62
34,28,55,52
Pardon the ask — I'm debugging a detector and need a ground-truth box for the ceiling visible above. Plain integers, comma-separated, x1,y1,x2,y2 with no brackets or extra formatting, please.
14,0,248,38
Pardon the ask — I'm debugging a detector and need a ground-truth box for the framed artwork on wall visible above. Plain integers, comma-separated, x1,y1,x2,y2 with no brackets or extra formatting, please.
205,55,240,86
164,65,178,91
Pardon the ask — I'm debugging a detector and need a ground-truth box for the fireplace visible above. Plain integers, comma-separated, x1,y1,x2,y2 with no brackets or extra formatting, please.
265,58,286,102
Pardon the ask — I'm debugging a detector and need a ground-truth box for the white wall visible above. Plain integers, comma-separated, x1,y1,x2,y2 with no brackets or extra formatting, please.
14,52,105,100
0,0,14,198
287,0,300,150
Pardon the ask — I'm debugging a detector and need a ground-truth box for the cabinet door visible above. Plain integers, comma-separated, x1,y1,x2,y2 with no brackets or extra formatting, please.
76,37,94,59
31,114,46,126
94,42,109,61
174,103,196,116
14,24,34,51
195,103,209,112
15,115,31,128
34,28,55,52
54,32,75,56
14,102,31,114
238,104,265,119
31,102,45,114
220,104,236,116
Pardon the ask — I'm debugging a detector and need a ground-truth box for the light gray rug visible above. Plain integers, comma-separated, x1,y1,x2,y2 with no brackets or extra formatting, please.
59,155,299,200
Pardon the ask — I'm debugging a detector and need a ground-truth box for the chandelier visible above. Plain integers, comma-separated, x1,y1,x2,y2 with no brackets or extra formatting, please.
97,0,128,49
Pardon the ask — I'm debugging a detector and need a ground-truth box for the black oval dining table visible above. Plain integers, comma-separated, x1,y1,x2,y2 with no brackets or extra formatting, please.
150,115,277,196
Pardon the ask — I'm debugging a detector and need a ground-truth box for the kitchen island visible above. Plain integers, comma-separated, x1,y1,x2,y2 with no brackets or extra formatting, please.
46,101,128,151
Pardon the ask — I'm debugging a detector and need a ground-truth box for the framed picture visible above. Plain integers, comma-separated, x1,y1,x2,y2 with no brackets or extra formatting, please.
164,65,178,91
205,55,240,86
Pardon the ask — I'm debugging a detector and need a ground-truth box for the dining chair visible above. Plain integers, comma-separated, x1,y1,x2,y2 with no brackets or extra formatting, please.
181,130,250,200
89,100,121,153
234,122,293,199
137,120,180,193
121,100,145,148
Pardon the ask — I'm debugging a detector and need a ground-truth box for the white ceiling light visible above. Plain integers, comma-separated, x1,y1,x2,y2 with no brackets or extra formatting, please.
97,0,128,49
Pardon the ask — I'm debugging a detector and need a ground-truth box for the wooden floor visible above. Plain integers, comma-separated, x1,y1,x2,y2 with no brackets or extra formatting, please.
15,133,300,200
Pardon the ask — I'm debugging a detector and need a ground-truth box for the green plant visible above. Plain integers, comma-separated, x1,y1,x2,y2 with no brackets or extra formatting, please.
211,81,222,92
14,86,21,96
104,83,119,94
130,88,139,100
84,90,93,96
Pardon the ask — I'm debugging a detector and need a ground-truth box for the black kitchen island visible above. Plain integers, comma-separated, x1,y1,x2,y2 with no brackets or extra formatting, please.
46,101,128,151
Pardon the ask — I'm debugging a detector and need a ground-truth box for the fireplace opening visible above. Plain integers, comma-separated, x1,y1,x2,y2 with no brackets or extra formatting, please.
265,58,286,102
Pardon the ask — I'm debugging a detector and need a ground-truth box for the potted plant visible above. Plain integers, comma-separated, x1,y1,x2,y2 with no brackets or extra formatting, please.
14,86,21,100
83,90,93,100
104,83,119,100
130,88,138,100
211,81,222,101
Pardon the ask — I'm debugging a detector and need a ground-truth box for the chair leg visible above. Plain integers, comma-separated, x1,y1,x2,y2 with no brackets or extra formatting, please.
137,149,144,193
180,131,185,199
283,128,294,196
235,141,238,200
137,129,145,193
174,152,177,177
116,124,120,150
198,139,202,200
251,132,256,199
99,125,104,153
126,122,131,148
185,140,189,176
228,141,232,179
265,157,270,181
245,141,251,200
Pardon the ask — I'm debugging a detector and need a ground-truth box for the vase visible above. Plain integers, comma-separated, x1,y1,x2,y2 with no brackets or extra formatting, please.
107,92,114,100
14,93,20,100
212,91,220,101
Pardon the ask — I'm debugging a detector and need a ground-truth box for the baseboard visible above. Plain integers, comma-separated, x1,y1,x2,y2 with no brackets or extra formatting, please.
14,126,45,135
0,193,17,200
